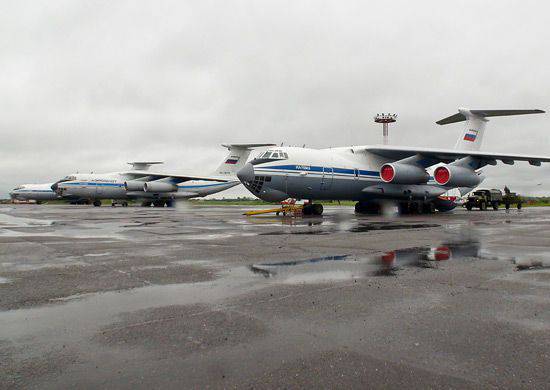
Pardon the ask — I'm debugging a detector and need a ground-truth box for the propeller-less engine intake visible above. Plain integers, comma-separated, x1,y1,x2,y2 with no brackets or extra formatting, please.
124,181,146,191
143,181,178,193
380,163,429,184
434,165,481,187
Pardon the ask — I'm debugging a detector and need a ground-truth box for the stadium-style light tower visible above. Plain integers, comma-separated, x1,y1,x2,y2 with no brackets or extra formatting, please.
374,113,397,145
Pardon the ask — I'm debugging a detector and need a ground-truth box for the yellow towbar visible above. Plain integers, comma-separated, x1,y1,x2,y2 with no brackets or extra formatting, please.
244,203,303,216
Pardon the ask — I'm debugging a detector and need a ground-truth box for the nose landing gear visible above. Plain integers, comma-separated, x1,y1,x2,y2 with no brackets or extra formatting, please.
302,203,324,216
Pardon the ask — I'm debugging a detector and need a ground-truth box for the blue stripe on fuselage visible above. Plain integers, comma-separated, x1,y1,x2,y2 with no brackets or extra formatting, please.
13,189,54,193
62,181,232,190
254,164,380,177
177,182,233,189
63,182,124,187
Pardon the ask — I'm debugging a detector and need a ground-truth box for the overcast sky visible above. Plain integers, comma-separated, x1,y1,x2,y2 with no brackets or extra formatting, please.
1,0,550,198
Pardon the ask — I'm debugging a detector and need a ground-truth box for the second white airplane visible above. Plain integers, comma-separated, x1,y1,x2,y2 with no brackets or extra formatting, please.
54,144,274,206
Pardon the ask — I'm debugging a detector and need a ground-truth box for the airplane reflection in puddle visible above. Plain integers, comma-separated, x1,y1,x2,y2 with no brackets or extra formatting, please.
249,240,482,283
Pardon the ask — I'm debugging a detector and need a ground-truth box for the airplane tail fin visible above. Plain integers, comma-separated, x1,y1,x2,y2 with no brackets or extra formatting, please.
436,109,544,151
214,143,276,176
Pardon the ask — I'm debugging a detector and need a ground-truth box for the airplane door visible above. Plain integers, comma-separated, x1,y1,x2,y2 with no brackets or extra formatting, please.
321,167,333,190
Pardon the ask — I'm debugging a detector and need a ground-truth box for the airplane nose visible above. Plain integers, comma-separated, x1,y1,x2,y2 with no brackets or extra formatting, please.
237,163,255,183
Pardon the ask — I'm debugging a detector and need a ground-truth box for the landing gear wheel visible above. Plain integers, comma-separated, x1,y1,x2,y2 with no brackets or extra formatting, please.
312,204,323,216
141,201,152,207
165,200,175,208
302,203,323,216
93,200,102,207
355,201,380,215
153,201,166,207
421,203,435,214
122,202,128,207
517,202,522,210
409,202,420,214
492,202,499,211
398,203,410,215
505,202,510,210
466,203,473,211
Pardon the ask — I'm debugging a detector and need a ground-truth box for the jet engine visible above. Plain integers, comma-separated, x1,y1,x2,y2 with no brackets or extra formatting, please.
380,163,429,184
124,181,146,191
434,165,481,187
143,181,178,192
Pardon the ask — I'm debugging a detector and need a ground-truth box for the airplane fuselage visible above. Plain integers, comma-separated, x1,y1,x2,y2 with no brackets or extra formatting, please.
10,183,59,202
57,173,239,201
238,146,454,203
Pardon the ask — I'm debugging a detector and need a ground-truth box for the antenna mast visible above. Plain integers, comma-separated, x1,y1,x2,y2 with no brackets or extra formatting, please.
374,113,397,145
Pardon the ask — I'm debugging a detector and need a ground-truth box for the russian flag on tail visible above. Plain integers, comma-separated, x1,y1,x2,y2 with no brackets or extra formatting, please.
463,129,478,142
225,156,240,164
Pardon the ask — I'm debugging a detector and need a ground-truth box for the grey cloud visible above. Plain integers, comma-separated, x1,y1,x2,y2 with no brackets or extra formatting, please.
1,0,549,196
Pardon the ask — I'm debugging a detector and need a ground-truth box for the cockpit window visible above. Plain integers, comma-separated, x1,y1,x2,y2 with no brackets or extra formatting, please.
62,175,77,181
259,150,288,160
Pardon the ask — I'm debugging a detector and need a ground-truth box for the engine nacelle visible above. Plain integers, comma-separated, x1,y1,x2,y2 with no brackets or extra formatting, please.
124,181,145,191
380,163,429,184
434,165,481,187
143,181,178,193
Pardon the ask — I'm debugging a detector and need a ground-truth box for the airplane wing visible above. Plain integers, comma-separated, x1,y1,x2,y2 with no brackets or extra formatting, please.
122,171,233,183
360,145,550,167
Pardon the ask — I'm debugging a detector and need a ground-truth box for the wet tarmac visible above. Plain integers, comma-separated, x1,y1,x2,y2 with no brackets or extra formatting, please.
1,204,550,388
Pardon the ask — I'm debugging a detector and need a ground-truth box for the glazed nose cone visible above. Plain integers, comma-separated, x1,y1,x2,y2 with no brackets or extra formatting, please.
237,163,255,183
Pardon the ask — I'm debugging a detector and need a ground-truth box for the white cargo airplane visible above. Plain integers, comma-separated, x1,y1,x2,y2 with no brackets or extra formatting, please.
237,109,549,215
54,144,275,206
9,183,60,203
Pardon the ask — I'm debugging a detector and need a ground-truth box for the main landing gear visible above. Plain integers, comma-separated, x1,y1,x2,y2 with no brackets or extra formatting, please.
354,201,380,215
302,203,324,216
111,201,128,207
93,200,102,207
141,200,175,208
398,201,435,215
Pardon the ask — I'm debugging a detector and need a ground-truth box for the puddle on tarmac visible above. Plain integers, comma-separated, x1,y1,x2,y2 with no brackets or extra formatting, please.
260,230,331,236
249,239,550,281
171,259,217,267
121,221,160,228
83,252,112,257
249,240,484,281
348,222,440,232
0,213,54,228
258,220,440,235
514,256,550,271
0,260,91,272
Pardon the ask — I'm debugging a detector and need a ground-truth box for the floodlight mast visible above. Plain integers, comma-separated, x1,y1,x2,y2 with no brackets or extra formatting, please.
374,113,397,145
